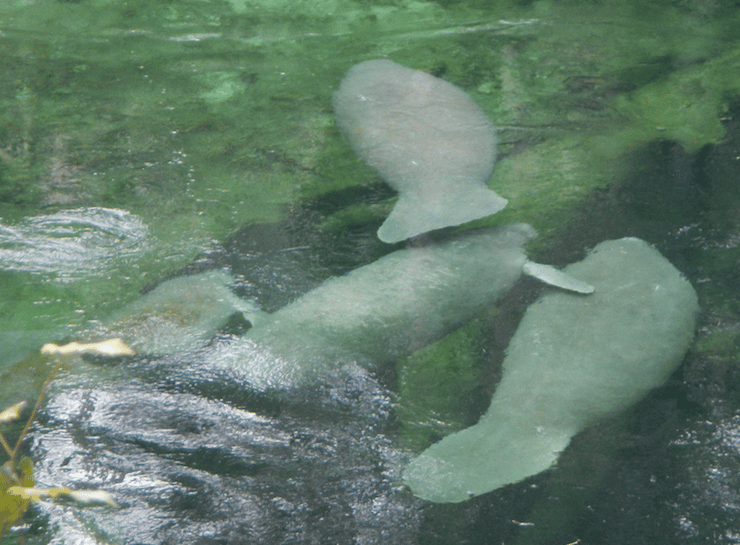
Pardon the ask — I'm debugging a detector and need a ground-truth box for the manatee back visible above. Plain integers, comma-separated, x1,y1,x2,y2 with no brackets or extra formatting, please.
496,237,698,429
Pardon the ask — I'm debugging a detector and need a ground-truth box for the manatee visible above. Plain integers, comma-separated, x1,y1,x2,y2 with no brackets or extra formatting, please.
333,60,507,244
403,237,699,502
215,224,592,389
100,270,259,355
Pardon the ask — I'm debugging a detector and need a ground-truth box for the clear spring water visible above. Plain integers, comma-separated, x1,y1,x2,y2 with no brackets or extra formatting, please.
1,0,740,543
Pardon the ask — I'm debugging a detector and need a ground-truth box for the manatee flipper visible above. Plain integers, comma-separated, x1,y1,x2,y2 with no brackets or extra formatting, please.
522,261,595,294
378,189,508,244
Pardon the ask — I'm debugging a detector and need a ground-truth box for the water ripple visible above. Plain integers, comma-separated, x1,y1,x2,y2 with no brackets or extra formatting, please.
0,207,149,278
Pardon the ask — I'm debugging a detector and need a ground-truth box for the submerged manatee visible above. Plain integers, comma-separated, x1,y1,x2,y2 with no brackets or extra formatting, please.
333,60,507,244
403,237,699,502
216,224,591,389
102,270,258,355
45,271,259,357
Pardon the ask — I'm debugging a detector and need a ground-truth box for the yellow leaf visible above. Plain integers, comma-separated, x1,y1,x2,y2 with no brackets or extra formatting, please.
6,486,49,502
40,338,135,357
7,485,119,508
64,489,119,508
0,461,32,531
0,401,27,426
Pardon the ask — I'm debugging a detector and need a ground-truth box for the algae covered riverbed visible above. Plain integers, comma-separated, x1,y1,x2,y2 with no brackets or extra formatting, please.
1,0,740,543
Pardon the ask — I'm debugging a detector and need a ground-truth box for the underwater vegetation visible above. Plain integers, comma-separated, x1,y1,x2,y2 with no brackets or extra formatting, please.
0,0,739,542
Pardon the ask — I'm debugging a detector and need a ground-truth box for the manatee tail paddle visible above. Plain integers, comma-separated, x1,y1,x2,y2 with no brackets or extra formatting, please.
377,187,508,244
403,416,572,503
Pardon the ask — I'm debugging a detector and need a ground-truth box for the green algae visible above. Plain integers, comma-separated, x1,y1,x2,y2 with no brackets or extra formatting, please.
613,46,740,153
0,0,737,436
0,4,737,538
396,317,492,451
695,329,740,361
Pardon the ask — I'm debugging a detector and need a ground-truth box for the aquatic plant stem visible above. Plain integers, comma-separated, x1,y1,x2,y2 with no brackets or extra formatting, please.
0,433,13,460
7,363,62,467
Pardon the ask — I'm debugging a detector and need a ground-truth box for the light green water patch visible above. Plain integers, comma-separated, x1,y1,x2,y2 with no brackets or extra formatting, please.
0,273,81,331
0,256,171,332
0,270,145,372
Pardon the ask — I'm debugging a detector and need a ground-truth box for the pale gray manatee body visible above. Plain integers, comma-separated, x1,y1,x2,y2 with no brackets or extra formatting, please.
403,237,699,503
215,224,591,389
333,60,507,244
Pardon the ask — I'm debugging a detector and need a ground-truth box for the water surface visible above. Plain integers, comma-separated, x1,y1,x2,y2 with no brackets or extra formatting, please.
1,0,740,543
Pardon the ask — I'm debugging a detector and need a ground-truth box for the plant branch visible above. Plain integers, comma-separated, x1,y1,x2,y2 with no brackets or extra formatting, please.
9,363,62,467
0,432,13,459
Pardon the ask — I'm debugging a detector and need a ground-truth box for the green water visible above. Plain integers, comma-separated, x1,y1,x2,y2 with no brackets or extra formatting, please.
1,0,737,344
1,0,740,543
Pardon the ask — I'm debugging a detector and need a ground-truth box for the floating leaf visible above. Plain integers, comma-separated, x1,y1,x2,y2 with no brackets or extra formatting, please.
7,485,118,508
64,489,119,508
0,401,27,426
40,338,135,357
6,486,50,502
